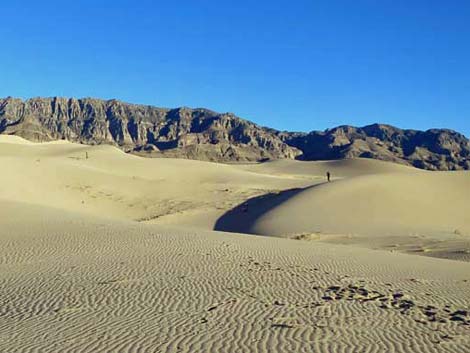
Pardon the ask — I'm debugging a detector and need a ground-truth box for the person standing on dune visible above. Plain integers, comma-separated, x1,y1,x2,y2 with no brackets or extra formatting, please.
326,171,331,182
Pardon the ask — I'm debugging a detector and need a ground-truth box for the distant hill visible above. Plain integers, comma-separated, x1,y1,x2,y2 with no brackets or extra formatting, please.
1,97,469,170
279,124,470,170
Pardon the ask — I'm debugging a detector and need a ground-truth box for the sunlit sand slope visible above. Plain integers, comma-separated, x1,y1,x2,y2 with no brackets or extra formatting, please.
247,172,470,238
240,157,421,178
0,135,314,228
1,200,469,353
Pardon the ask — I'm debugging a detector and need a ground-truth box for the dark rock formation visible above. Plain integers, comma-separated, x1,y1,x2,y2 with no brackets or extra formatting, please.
0,97,300,162
279,124,470,170
1,97,469,170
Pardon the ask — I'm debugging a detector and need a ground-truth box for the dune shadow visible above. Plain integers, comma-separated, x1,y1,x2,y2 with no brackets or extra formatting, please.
214,183,323,234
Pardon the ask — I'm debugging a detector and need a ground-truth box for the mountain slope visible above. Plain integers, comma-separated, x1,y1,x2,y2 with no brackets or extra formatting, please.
280,124,470,170
1,97,469,170
0,97,300,162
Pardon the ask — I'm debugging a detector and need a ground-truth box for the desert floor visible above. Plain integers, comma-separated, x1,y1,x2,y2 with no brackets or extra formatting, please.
1,135,469,352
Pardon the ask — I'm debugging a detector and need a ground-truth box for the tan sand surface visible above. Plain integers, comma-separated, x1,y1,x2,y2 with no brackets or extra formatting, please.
237,171,470,236
239,157,422,178
217,160,470,260
1,136,469,352
0,135,313,228
1,200,470,353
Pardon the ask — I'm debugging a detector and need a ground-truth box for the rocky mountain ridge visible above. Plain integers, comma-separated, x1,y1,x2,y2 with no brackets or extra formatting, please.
1,97,469,170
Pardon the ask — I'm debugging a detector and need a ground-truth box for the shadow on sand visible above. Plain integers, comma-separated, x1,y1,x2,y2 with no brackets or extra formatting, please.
214,183,324,234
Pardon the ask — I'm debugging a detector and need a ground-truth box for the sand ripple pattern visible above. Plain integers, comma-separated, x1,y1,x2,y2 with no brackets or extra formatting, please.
1,209,469,353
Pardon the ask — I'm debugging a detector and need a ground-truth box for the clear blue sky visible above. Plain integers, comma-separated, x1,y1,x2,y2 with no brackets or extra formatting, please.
1,0,469,136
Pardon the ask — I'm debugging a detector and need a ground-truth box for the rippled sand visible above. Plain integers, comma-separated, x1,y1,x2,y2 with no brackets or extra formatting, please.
1,136,469,352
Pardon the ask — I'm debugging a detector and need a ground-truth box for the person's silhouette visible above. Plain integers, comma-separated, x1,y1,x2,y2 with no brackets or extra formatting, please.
326,171,331,182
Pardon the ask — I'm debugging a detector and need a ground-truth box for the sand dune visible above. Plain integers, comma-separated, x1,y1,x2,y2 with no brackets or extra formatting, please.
240,157,422,178
0,135,314,228
1,199,470,353
237,172,470,237
1,136,470,352
216,165,470,260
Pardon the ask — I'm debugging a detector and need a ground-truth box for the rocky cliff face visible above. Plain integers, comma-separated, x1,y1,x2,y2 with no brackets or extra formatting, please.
1,97,469,170
0,97,300,162
279,124,470,170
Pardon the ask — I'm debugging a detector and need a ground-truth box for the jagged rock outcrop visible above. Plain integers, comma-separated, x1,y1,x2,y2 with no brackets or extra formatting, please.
279,124,470,170
0,97,300,162
1,97,469,170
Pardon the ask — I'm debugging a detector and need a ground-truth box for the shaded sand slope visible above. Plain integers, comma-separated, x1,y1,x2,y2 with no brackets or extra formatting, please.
1,135,420,230
1,200,469,352
243,172,470,238
3,136,469,258
215,163,470,260
0,135,315,228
